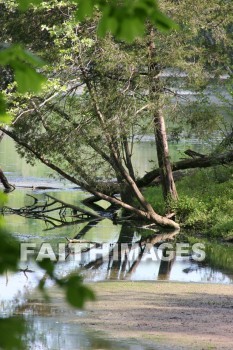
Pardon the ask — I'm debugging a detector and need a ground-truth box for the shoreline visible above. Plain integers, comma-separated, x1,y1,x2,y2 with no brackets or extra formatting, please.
24,281,233,350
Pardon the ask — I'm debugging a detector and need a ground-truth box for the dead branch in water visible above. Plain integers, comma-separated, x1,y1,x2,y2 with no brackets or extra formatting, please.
1,193,102,229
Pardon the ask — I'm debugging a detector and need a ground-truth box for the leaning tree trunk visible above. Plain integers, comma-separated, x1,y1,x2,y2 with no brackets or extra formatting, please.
148,29,178,203
154,109,178,201
79,62,179,229
1,126,180,229
0,168,14,191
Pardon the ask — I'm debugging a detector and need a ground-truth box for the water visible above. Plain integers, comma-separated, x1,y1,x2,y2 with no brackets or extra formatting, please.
1,136,232,285
0,136,232,350
15,291,157,350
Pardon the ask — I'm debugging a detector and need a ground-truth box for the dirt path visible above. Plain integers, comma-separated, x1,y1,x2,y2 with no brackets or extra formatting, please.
79,281,233,350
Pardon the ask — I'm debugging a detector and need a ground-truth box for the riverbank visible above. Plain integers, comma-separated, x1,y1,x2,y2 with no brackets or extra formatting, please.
144,166,233,239
23,281,233,350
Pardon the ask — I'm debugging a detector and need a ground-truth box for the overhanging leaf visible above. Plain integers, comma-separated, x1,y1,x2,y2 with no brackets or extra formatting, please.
0,228,20,274
0,45,46,93
17,0,43,11
37,258,55,277
75,0,94,21
14,65,46,93
63,274,95,308
0,317,26,350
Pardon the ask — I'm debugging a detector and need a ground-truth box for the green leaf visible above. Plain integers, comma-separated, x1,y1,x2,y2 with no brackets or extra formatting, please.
152,10,179,32
0,94,12,122
119,18,145,42
105,16,118,34
17,0,43,11
15,47,44,67
74,0,178,41
0,45,46,93
0,227,20,274
0,317,26,350
37,258,55,277
64,274,95,308
0,93,7,120
0,113,12,124
97,15,118,38
14,65,46,93
75,0,94,20
0,93,6,113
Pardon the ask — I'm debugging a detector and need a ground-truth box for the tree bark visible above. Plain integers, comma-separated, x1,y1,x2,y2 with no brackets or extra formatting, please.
0,168,14,191
79,62,180,229
148,29,178,202
154,109,178,201
122,136,135,180
137,150,233,188
1,127,179,229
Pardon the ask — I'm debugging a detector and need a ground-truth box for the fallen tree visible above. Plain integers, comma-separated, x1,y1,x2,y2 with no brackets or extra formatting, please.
0,127,179,229
1,124,232,230
1,4,232,230
137,150,233,188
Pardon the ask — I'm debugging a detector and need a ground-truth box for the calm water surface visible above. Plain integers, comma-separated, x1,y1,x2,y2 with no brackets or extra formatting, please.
0,136,232,350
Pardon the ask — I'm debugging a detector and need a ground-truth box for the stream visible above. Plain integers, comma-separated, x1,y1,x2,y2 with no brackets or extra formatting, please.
0,135,232,350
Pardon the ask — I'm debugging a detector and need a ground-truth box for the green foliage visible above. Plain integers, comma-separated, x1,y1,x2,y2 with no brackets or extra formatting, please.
173,167,233,236
0,44,45,93
0,317,27,350
0,193,20,274
37,257,55,277
37,259,96,308
144,166,233,237
59,274,96,308
13,0,177,42
16,0,43,10
75,0,178,42
0,92,11,120
167,98,223,139
212,220,233,237
171,195,210,228
76,0,95,20
0,226,20,273
188,236,233,274
143,185,166,215
204,242,233,273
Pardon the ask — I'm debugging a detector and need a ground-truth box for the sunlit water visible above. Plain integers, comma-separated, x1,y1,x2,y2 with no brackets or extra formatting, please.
0,136,232,349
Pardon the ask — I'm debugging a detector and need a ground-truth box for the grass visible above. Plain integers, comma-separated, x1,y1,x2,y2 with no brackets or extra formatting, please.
188,236,233,274
144,166,233,238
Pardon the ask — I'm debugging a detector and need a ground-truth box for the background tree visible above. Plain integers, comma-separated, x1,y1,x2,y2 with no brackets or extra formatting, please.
0,0,232,345
0,1,179,346
1,0,233,229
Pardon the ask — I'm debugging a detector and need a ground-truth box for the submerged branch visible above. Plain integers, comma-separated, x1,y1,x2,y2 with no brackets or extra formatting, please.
46,194,102,219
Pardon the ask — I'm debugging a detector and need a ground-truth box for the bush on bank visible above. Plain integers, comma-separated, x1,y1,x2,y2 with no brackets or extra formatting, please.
144,166,233,238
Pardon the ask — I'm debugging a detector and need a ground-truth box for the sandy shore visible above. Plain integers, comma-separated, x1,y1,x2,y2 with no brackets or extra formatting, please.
78,281,233,350
22,281,233,350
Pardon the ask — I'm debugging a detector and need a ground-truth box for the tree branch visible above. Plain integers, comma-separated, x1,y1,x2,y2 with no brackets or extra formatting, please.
137,151,233,188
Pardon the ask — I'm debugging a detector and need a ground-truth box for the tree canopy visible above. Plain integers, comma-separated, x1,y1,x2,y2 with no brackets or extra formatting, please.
0,0,232,229
0,1,232,347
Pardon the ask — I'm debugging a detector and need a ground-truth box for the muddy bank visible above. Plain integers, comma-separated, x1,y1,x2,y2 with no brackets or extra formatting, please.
22,281,233,350
80,282,233,349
